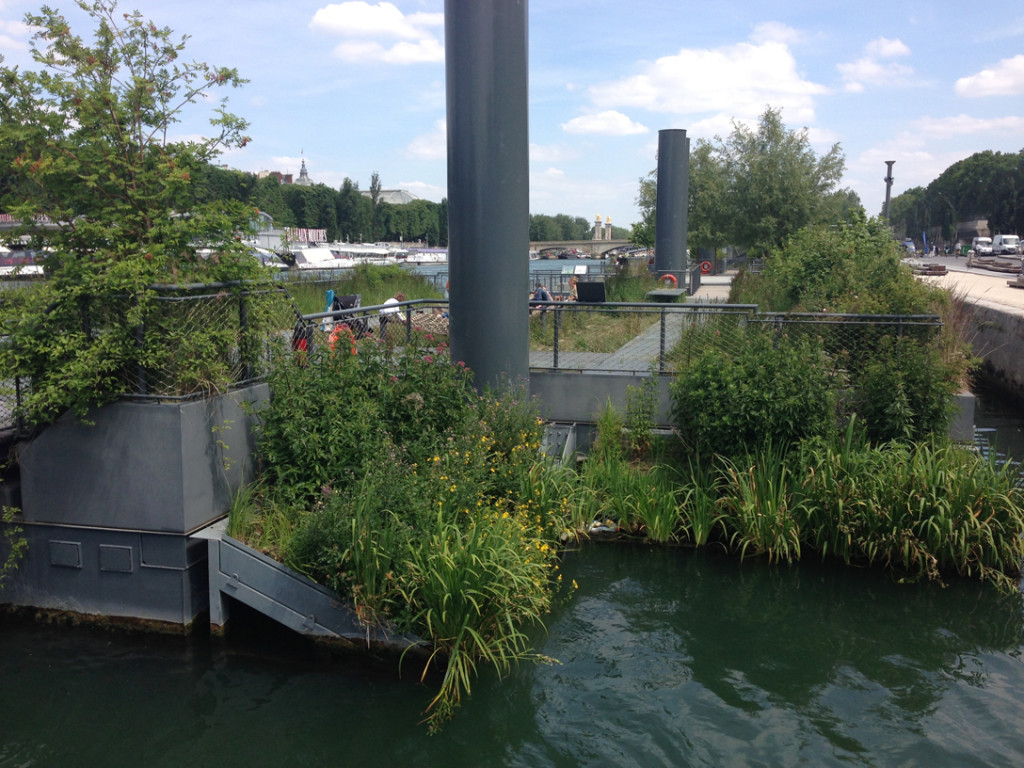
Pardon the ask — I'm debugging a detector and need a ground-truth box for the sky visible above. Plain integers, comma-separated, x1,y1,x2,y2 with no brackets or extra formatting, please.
2,0,1023,231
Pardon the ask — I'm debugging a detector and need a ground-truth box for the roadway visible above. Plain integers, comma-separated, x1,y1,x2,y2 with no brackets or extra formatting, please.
906,255,1024,313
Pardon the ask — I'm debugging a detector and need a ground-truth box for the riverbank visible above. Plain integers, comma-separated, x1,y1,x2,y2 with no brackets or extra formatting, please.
918,262,1024,397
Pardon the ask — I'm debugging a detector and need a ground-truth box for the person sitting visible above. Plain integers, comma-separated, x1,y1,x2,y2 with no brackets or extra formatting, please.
530,283,553,315
568,276,579,301
379,291,406,338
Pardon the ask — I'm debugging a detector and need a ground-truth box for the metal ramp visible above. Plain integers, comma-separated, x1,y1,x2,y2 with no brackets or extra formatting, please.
193,521,418,651
541,422,579,464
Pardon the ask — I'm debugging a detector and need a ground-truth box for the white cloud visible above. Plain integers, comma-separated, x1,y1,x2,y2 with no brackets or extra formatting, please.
955,55,1024,97
587,40,827,125
837,37,914,93
311,2,444,64
311,2,441,38
530,143,580,163
562,110,649,136
864,37,911,59
750,22,804,46
909,113,1024,140
0,18,32,53
330,37,443,64
405,119,446,160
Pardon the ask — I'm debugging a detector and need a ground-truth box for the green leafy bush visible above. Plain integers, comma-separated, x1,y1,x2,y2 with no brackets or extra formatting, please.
853,336,958,443
670,331,839,457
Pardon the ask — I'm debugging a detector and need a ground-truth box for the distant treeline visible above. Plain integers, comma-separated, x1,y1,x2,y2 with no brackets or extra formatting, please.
195,165,627,246
887,149,1024,242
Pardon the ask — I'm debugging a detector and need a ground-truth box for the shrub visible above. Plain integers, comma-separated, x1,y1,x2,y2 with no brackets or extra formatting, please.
670,330,839,457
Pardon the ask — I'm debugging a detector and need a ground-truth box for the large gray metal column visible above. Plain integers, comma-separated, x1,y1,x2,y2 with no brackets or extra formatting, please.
654,129,690,278
445,0,530,391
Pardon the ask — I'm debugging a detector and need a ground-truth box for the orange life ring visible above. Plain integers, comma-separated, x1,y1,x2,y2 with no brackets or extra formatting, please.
699,260,712,274
660,274,678,287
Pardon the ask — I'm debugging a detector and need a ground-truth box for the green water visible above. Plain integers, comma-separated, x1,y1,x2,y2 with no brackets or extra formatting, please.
3,544,1023,767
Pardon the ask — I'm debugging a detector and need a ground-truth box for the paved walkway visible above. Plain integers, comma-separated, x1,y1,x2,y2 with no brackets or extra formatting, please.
913,260,1024,315
529,274,735,373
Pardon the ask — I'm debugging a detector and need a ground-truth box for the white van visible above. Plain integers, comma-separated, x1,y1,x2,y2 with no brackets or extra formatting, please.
992,234,1020,255
972,236,993,254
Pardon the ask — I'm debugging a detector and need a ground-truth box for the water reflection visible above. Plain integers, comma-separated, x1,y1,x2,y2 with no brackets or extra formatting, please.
517,545,1024,767
3,546,1024,767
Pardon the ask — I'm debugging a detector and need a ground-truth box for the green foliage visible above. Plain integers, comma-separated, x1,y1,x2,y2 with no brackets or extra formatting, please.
634,106,852,255
717,445,805,562
0,0,273,425
244,341,560,730
720,215,971,446
853,336,958,444
670,331,839,458
795,437,1024,588
624,377,658,460
1,506,28,589
255,335,474,504
739,211,939,314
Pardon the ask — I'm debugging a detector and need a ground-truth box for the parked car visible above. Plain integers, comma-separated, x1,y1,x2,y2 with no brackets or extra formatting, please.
972,236,993,255
992,234,1021,255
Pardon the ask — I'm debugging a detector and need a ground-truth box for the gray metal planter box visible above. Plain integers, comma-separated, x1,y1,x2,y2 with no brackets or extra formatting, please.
19,384,269,533
0,385,269,628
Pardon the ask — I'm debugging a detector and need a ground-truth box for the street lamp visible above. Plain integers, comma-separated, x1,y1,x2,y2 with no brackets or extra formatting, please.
883,161,895,221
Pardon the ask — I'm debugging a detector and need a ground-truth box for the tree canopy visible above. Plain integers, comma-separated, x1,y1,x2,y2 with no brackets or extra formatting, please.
887,149,1024,242
0,0,269,425
633,107,856,256
0,0,255,282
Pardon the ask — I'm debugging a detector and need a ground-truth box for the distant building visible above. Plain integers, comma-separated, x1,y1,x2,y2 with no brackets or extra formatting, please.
258,170,294,185
257,159,313,186
295,160,313,186
361,189,420,205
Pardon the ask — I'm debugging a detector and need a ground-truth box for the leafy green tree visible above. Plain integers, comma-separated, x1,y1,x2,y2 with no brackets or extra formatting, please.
634,107,851,256
0,0,266,424
888,149,1024,242
368,170,383,241
0,0,253,277
252,175,295,228
722,107,846,255
336,177,372,242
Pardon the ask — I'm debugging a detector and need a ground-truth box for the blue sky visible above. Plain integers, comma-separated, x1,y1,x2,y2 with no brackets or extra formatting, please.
2,0,1023,230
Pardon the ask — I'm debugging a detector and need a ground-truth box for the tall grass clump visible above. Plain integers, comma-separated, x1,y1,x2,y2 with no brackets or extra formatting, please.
239,333,564,730
795,435,1024,589
716,444,805,562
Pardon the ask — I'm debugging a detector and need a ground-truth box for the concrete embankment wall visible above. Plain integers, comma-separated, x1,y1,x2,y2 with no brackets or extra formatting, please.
967,300,1024,398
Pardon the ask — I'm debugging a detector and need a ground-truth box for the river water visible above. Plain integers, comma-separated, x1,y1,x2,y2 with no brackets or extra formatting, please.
2,544,1024,767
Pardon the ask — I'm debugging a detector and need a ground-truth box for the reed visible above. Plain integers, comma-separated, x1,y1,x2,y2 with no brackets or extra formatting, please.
796,436,1024,588
396,503,557,731
717,445,804,562
676,460,726,547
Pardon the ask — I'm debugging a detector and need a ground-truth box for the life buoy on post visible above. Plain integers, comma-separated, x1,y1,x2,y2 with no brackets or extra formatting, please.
660,274,678,287
699,260,713,275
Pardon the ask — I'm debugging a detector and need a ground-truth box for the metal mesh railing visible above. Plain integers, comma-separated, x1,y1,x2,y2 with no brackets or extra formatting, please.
120,283,296,398
528,303,942,376
0,283,298,434
295,298,451,354
0,287,943,435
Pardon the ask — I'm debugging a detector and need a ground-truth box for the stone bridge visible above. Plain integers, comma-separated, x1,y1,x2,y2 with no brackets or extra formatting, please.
530,239,636,258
